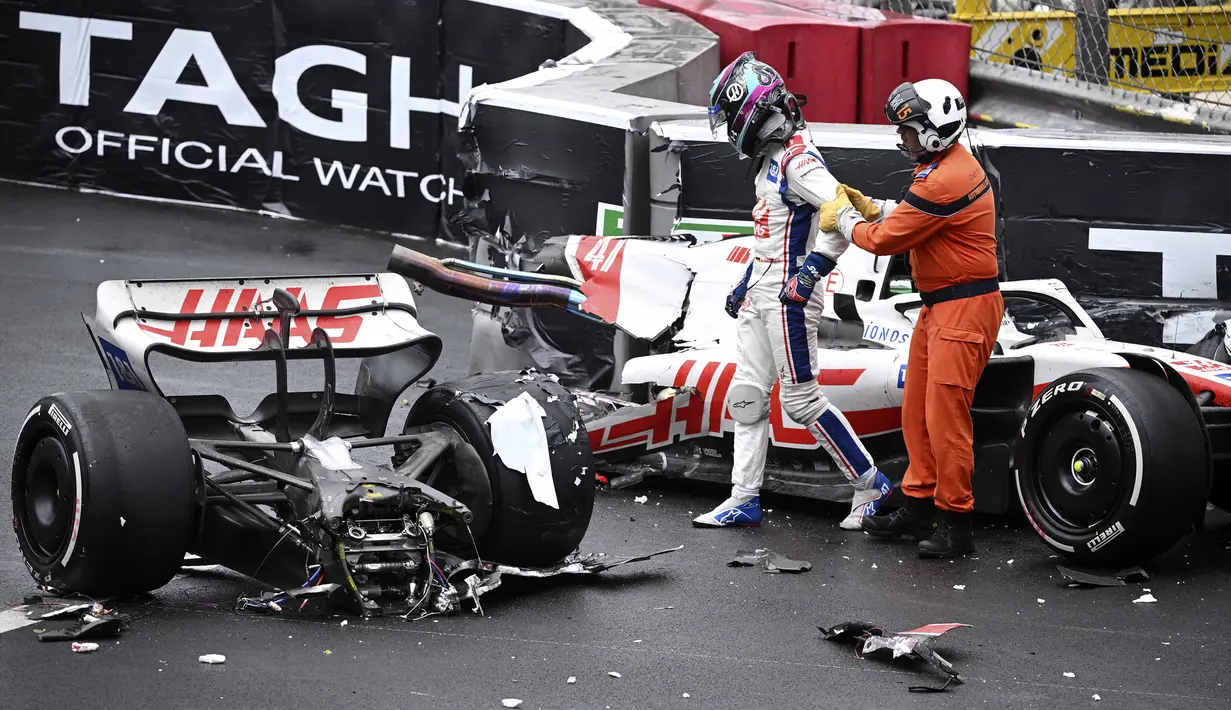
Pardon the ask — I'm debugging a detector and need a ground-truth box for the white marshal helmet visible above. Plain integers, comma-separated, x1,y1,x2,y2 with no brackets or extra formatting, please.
884,78,967,160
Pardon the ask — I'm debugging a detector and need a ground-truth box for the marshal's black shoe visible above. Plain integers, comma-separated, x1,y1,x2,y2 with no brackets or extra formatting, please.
917,510,975,559
860,494,937,541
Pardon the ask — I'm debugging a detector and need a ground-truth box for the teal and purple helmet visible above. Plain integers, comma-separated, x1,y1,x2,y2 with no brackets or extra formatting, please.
707,52,807,160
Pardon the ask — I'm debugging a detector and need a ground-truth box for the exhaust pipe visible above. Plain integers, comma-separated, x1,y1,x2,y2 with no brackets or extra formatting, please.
388,245,585,311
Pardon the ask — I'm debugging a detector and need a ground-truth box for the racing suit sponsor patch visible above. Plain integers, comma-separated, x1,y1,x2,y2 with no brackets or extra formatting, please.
753,198,771,239
793,155,821,172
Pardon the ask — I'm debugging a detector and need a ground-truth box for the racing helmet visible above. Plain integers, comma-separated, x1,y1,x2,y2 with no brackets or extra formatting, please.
708,52,807,160
884,78,967,161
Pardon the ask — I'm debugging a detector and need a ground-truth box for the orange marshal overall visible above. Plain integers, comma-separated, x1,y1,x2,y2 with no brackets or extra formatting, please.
851,143,1003,514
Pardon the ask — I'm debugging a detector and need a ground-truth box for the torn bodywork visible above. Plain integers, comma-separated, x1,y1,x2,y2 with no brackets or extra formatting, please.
819,621,971,692
728,548,813,573
388,231,1231,570
1056,565,1150,588
13,270,680,619
184,311,625,618
236,545,684,620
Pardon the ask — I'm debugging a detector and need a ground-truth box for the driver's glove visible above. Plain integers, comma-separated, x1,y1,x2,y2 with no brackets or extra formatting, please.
780,252,836,305
725,261,754,318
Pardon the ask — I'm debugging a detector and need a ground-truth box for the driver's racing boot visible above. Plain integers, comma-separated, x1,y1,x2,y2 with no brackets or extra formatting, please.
917,510,975,559
840,469,893,530
860,493,937,540
693,495,761,527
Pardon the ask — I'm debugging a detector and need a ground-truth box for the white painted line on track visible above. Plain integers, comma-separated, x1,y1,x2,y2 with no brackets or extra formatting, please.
0,606,37,635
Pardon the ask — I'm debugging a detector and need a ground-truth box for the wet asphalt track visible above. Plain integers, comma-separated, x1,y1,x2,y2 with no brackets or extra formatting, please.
3,181,1231,708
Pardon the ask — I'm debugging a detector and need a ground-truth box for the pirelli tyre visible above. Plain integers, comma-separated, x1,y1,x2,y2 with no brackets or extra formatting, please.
11,390,198,598
403,370,596,567
1015,367,1210,567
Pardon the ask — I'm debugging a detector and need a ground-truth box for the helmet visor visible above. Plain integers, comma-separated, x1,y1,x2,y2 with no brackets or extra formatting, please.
885,81,931,126
709,77,754,136
708,103,728,139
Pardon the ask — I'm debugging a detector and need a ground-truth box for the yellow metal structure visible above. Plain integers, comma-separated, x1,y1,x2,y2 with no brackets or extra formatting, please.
951,3,1231,95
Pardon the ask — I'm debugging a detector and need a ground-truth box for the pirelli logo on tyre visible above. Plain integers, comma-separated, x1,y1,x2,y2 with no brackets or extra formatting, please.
1029,380,1085,418
48,403,72,436
1088,521,1126,552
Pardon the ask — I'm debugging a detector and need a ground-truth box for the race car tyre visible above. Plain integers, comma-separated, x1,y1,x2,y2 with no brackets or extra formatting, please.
1015,367,1210,567
403,370,596,567
11,390,198,598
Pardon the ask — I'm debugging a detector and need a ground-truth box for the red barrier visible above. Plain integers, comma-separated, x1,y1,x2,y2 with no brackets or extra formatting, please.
639,0,862,123
651,0,973,126
757,1,970,124
858,12,972,125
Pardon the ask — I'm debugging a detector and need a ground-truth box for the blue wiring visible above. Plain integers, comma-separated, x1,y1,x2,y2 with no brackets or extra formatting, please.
249,567,323,609
428,557,448,586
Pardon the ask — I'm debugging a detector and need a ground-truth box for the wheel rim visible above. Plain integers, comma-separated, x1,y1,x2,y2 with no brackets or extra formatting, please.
401,417,493,544
20,437,75,563
1033,406,1126,533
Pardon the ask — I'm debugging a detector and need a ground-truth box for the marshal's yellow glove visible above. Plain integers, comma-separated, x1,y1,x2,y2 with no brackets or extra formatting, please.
819,185,853,233
840,183,882,222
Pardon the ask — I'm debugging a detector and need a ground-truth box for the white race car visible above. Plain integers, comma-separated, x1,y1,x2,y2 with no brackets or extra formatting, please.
389,232,1231,568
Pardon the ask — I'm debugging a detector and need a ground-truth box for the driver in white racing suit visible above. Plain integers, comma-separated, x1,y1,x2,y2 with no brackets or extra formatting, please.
692,52,893,530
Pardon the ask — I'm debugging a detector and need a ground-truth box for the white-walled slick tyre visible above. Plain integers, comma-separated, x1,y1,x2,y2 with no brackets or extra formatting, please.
1015,367,1210,567
11,391,198,598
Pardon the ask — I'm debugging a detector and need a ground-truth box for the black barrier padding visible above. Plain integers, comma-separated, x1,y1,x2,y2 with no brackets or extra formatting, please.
990,146,1231,227
275,117,444,236
563,22,592,56
1077,295,1230,348
467,103,625,238
1078,298,1162,347
444,0,568,68
1,0,444,235
439,0,573,241
677,140,917,220
1001,217,1231,300
1001,217,1151,298
437,60,476,243
0,1,277,208
275,0,442,235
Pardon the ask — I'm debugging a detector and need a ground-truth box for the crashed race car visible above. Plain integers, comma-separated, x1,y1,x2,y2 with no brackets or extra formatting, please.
11,272,677,618
388,231,1231,568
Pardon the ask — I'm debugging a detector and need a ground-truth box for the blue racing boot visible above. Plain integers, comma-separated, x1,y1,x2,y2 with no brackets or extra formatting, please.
692,495,762,527
840,469,892,530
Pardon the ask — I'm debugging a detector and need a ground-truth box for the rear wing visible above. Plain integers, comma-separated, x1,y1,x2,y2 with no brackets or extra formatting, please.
83,273,441,394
